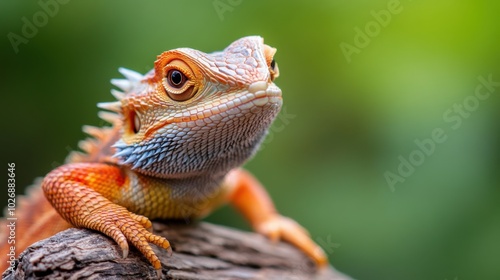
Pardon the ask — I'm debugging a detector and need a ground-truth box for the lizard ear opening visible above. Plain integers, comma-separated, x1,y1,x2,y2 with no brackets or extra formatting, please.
133,113,141,134
125,109,140,135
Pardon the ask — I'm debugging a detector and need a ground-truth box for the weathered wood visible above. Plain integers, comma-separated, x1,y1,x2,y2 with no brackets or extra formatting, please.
3,222,353,279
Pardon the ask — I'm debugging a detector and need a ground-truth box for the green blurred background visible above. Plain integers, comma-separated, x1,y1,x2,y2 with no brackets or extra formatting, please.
1,1,499,279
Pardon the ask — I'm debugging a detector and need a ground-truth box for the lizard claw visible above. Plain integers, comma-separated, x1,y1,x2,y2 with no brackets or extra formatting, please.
166,246,173,257
255,214,328,267
87,203,171,271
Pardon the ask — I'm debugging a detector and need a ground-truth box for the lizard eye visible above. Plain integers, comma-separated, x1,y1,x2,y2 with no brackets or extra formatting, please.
162,60,198,102
167,70,186,88
269,59,279,81
263,44,279,81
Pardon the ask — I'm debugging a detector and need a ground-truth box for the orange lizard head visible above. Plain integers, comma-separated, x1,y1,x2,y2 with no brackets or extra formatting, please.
107,36,282,180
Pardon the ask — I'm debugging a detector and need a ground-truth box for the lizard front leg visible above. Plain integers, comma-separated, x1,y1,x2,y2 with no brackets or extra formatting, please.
225,168,328,267
42,162,171,274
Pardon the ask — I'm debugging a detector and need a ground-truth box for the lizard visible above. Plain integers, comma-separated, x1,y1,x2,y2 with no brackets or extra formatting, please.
0,36,327,276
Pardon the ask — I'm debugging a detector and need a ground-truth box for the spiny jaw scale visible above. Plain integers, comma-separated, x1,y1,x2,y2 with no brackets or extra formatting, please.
248,81,268,93
247,81,282,107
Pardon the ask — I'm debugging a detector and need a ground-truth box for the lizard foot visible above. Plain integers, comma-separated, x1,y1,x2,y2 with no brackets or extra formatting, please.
86,203,171,271
255,214,328,267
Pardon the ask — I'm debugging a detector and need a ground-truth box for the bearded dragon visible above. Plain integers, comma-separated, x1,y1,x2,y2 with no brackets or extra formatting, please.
0,36,327,276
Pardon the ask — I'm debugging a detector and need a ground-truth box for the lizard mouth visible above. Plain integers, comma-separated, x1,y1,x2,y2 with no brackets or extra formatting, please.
156,81,282,129
193,81,282,124
245,81,282,107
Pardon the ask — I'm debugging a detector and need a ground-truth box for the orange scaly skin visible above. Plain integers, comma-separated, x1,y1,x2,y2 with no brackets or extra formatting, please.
0,36,327,275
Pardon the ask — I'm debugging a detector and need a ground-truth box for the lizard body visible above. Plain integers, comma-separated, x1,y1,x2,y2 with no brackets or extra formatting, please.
0,36,327,275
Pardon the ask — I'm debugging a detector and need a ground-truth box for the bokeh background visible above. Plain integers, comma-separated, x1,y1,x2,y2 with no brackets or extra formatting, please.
1,1,499,279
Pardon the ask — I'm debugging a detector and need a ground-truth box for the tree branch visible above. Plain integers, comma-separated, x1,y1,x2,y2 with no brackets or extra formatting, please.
3,222,353,279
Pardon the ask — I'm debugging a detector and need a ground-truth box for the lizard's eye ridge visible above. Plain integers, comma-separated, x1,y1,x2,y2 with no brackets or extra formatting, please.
167,70,186,88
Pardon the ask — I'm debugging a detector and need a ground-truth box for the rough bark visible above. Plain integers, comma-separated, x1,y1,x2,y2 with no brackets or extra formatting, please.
2,222,353,280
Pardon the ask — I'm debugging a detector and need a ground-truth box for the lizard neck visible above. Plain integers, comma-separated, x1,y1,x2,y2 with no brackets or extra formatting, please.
114,101,279,181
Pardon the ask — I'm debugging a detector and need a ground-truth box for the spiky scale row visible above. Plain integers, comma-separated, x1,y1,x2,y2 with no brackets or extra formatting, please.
98,111,120,125
118,67,143,82
82,125,108,140
111,89,126,100
66,68,141,164
108,67,142,93
97,101,121,113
